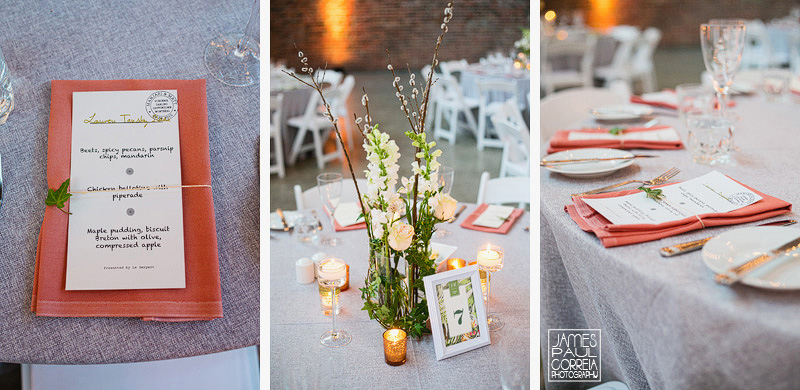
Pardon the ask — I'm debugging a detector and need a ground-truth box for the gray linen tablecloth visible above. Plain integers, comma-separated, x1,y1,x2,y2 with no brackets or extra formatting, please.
0,0,258,363
270,204,530,389
541,95,800,389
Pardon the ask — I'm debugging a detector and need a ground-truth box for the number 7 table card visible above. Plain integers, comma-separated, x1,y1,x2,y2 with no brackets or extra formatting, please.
65,90,185,290
582,171,762,226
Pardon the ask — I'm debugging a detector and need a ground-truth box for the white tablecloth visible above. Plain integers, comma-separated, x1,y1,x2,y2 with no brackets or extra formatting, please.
541,95,800,389
270,204,530,389
461,64,531,105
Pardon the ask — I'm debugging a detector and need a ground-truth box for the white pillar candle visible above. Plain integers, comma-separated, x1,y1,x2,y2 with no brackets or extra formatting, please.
295,257,315,284
311,252,328,277
318,258,347,281
477,244,503,268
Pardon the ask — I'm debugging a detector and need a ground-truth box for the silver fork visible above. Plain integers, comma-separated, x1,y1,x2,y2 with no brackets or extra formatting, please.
571,167,680,197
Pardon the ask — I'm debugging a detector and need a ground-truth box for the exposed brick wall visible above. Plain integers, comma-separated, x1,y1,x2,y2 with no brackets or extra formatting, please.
271,0,531,70
542,0,797,46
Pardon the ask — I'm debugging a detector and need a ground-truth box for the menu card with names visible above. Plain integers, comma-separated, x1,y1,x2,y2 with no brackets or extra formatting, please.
583,171,762,226
65,90,185,290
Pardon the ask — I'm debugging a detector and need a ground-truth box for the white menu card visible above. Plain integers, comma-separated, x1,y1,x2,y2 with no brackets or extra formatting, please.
583,171,761,225
65,90,185,290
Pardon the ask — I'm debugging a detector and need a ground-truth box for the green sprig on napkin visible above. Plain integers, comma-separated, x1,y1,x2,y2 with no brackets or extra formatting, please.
638,186,664,201
45,178,72,214
609,127,624,135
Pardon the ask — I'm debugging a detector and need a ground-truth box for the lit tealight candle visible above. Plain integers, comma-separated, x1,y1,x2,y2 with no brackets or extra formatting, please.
383,329,407,366
477,244,503,269
446,258,467,270
318,258,346,281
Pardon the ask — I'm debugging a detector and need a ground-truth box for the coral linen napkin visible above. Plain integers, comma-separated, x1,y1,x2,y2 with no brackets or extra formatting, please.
460,204,524,234
546,125,684,153
31,79,222,321
630,91,679,110
565,178,792,248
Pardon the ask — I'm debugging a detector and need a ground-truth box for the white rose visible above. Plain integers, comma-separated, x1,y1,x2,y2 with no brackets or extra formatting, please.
388,222,414,251
434,194,458,220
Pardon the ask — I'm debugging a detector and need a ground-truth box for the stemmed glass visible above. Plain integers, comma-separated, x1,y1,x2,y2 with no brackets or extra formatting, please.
318,258,351,347
204,0,260,86
477,244,504,331
317,173,343,246
700,21,746,150
434,166,455,238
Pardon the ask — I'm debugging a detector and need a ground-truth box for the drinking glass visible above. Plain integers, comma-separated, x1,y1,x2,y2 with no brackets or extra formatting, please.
434,166,455,238
686,112,734,165
204,0,260,86
676,83,713,128
318,258,350,347
295,212,320,244
700,21,746,149
0,46,14,124
317,173,343,246
477,244,504,331
762,69,790,102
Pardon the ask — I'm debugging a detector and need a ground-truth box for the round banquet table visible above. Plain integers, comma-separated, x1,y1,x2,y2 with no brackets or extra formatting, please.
540,94,800,389
270,204,530,389
460,64,531,106
0,0,258,364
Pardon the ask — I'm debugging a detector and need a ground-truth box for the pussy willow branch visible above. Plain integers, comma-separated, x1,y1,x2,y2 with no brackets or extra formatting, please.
281,61,366,222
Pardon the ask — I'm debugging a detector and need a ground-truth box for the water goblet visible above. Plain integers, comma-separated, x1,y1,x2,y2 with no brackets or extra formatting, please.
204,0,260,86
317,173,343,246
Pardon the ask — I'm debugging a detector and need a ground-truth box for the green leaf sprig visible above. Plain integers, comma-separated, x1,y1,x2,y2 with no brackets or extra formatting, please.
45,178,72,214
609,127,624,135
638,186,664,201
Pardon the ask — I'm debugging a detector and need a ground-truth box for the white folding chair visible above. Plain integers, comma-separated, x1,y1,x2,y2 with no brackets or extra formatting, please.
741,19,772,70
491,106,530,178
293,177,367,210
432,75,478,144
476,79,518,151
540,87,627,143
439,59,469,83
541,32,597,95
22,347,259,390
476,171,530,209
270,93,286,178
313,69,343,87
286,90,344,170
595,26,641,89
630,27,661,93
330,74,356,150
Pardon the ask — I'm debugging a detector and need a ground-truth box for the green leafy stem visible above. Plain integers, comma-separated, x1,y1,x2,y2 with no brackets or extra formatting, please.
638,186,664,201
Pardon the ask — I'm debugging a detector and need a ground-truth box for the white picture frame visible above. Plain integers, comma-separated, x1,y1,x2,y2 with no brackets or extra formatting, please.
423,264,490,360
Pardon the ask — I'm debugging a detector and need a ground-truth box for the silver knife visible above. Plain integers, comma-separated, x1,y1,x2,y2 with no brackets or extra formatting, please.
714,234,800,285
311,209,323,231
276,208,291,233
659,219,797,257
540,155,658,166
448,204,467,223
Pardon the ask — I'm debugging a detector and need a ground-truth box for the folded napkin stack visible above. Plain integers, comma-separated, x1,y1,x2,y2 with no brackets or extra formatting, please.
547,125,683,153
460,204,524,234
630,90,678,110
32,79,223,321
566,177,792,248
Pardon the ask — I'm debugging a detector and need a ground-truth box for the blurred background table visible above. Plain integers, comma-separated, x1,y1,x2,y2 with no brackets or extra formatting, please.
0,0,259,364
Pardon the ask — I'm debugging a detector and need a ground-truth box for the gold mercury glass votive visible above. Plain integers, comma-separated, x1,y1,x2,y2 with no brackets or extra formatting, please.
383,329,407,366
446,258,466,270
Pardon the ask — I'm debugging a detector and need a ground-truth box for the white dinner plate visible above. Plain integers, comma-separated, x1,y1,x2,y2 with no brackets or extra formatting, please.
590,104,654,121
270,210,302,230
702,226,800,290
541,148,635,178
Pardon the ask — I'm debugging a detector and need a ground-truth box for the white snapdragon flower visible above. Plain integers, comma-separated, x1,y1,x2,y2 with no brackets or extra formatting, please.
370,209,388,237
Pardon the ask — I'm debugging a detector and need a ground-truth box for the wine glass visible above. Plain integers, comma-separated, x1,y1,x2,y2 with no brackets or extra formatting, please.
204,0,260,87
700,21,746,150
434,166,455,238
318,258,351,347
317,172,343,246
477,244,504,331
